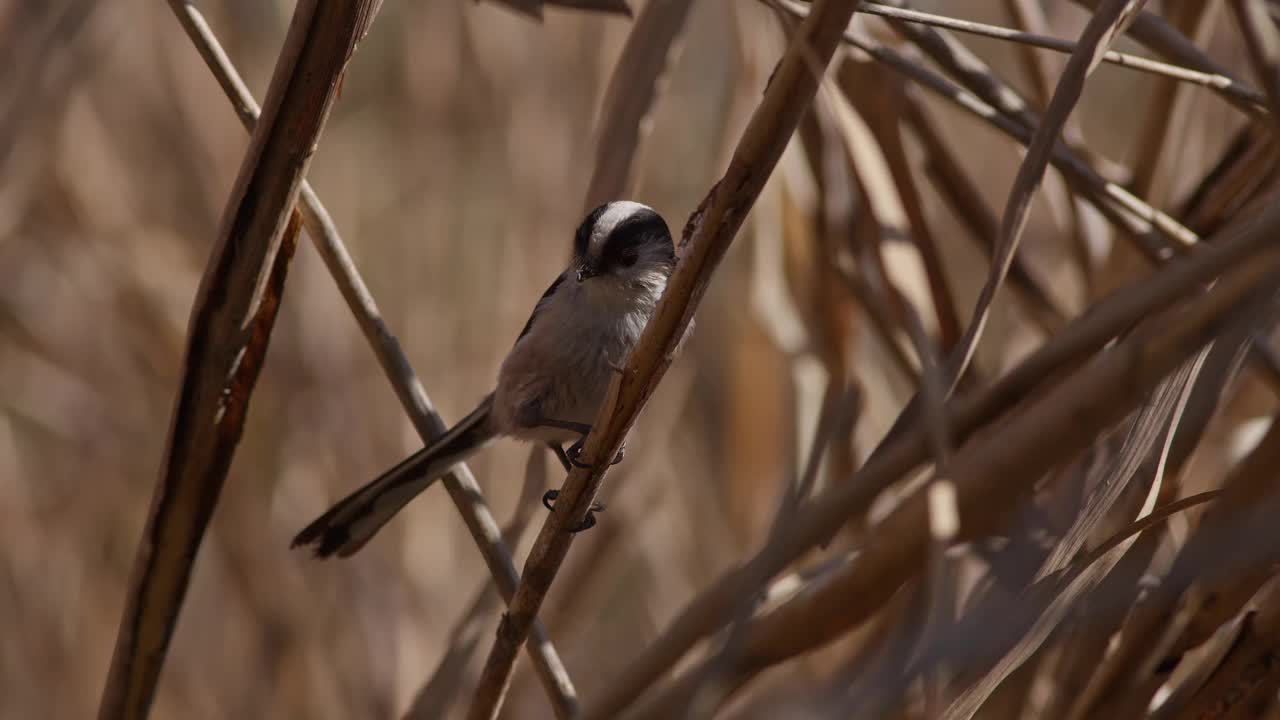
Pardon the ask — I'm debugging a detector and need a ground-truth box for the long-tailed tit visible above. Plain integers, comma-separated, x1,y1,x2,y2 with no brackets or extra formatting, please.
293,201,680,557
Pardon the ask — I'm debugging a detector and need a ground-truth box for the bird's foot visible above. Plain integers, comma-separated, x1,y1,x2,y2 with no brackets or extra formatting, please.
566,436,626,469
541,489,606,533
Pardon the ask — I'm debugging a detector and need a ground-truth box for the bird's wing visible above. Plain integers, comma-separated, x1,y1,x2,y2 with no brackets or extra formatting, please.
514,272,567,346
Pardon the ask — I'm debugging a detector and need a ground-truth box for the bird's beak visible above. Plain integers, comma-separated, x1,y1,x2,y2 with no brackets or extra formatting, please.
576,263,598,283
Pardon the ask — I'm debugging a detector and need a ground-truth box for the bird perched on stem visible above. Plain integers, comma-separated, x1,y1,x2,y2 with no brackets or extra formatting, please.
293,201,680,557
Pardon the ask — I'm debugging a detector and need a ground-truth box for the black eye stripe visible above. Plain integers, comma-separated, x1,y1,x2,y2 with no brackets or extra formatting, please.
601,212,671,264
609,209,664,240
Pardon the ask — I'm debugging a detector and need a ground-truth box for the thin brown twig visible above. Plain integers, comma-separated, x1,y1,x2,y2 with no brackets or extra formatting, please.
823,8,1280,399
867,0,1204,254
402,447,549,720
779,0,1196,258
98,3,379,718
1071,0,1260,116
465,2,866,718
163,2,579,716
798,0,1280,398
855,1,1268,117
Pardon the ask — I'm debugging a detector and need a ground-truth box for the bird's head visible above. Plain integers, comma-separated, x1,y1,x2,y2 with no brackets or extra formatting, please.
572,201,675,291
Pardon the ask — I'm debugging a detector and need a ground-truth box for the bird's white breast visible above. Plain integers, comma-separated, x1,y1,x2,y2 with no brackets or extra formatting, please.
493,270,666,442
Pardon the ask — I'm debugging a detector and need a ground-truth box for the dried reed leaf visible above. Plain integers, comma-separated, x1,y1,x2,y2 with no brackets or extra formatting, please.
901,94,1068,333
938,0,1148,397
942,352,1207,720
1069,344,1280,717
1000,0,1103,287
1152,579,1280,719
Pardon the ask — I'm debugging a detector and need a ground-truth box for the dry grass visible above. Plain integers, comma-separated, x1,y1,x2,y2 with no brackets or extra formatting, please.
3,1,1280,719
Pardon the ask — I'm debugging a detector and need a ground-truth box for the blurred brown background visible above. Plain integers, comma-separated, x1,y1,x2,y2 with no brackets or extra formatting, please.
0,1,1263,718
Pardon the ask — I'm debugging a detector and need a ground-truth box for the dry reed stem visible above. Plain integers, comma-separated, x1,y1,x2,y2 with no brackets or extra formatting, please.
841,0,1164,466
965,288,1275,712
617,225,1280,720
796,6,1280,395
939,350,1207,720
999,0,1099,292
1072,0,1255,102
924,0,1149,398
582,0,693,212
795,100,924,383
1070,387,1280,717
861,0,1218,257
582,183,1280,720
1182,123,1278,236
1132,3,1217,205
1110,3,1215,299
900,96,1067,333
163,3,579,715
781,0,1194,260
847,9,1280,404
1231,0,1280,119
833,61,963,348
868,0,1119,294
402,447,549,720
466,2,865,718
1164,580,1280,719
1001,0,1059,105
98,3,379,718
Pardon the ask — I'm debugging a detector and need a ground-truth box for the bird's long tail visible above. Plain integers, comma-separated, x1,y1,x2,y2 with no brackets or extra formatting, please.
292,396,496,558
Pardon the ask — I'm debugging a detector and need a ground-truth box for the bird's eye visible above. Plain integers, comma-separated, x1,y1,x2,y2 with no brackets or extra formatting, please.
619,250,639,268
